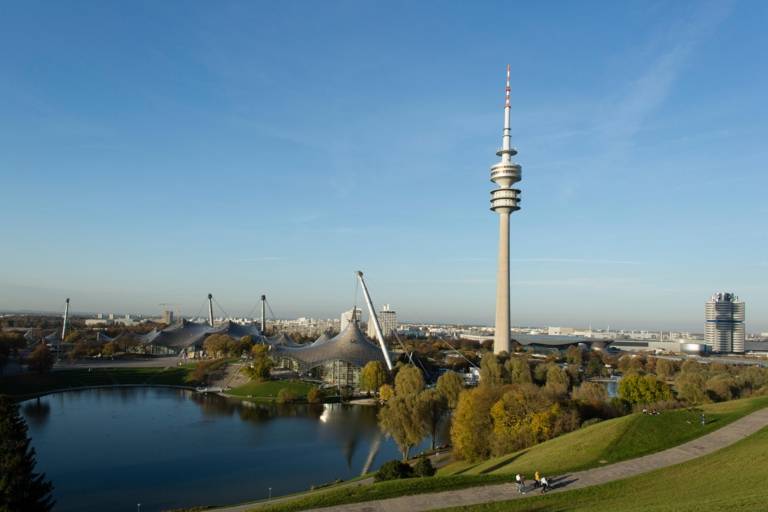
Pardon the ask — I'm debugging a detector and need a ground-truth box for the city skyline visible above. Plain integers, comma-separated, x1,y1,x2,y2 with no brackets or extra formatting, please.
2,2,768,331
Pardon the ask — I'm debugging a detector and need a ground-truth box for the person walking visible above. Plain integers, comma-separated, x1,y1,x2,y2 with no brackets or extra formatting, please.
540,476,549,494
515,473,526,494
534,470,541,488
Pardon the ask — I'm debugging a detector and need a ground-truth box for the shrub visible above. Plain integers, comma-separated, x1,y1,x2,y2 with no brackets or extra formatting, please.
307,386,323,404
374,460,413,482
413,456,436,477
276,388,298,404
581,418,603,428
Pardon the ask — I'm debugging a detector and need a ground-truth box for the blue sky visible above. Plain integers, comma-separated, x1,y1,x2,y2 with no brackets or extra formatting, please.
1,1,766,331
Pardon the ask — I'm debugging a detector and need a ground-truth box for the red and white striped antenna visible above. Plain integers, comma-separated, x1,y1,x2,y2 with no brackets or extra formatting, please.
505,64,511,108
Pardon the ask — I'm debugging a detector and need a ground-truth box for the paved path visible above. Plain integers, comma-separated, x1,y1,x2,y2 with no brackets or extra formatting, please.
294,407,768,512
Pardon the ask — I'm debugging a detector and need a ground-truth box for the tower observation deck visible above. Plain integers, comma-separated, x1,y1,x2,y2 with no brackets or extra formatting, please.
490,65,522,354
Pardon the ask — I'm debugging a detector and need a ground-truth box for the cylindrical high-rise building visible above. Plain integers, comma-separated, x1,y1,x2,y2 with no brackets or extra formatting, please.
705,292,745,353
490,65,522,354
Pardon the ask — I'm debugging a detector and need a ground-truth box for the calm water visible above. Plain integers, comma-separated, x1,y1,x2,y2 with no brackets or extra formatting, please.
21,387,446,512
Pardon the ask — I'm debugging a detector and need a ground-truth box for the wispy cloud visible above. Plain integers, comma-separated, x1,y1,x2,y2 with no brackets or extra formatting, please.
599,2,732,157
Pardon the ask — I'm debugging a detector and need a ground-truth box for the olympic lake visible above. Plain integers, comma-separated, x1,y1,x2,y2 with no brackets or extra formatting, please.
21,387,448,512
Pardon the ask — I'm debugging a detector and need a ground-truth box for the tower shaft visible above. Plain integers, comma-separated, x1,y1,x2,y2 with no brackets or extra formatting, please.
493,213,510,353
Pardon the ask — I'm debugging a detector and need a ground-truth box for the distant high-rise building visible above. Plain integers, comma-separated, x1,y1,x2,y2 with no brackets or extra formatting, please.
161,310,174,324
340,307,362,332
705,292,745,353
367,304,397,339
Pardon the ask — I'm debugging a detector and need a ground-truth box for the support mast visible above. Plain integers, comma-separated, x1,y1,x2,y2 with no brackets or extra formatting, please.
356,271,394,371
260,294,267,334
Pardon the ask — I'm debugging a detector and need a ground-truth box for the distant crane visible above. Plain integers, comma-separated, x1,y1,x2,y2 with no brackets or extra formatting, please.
356,271,393,371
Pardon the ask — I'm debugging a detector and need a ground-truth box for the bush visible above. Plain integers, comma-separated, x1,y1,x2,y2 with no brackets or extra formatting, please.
413,456,436,477
307,386,323,404
374,460,414,482
276,388,298,404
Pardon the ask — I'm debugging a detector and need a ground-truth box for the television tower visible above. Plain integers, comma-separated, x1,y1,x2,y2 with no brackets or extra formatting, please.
489,65,522,354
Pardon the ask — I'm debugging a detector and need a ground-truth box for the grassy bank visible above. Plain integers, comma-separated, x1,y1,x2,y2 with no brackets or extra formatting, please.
0,366,193,397
439,395,768,477
227,380,316,400
243,395,768,512
441,425,768,512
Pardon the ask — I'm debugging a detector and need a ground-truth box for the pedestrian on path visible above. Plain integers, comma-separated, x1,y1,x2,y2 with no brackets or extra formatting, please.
515,473,526,494
534,470,541,488
540,476,549,494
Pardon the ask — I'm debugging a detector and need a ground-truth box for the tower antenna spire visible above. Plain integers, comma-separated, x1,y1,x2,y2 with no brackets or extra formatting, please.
505,64,511,108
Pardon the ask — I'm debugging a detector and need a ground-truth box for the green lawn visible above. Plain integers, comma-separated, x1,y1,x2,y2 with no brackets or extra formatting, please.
0,366,192,397
244,395,768,512
439,395,768,477
440,425,768,512
227,380,315,399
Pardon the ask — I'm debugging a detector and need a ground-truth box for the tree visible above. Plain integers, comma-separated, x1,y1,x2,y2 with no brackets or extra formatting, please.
565,346,583,366
675,371,707,403
506,357,532,385
450,385,504,461
419,389,448,450
378,395,427,460
572,381,608,404
480,353,504,386
436,371,464,409
276,388,297,404
0,333,25,375
618,374,671,405
248,344,273,382
203,334,231,358
26,344,54,374
586,355,605,378
101,342,116,358
0,396,55,511
394,365,425,396
545,364,570,395
378,384,394,402
706,374,736,402
490,384,579,455
655,358,675,381
360,361,389,394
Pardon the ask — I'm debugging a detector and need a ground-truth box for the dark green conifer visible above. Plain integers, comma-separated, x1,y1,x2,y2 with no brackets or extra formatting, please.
0,396,54,512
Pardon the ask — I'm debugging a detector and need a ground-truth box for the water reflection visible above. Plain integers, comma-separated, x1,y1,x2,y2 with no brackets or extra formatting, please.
21,398,50,428
21,387,446,512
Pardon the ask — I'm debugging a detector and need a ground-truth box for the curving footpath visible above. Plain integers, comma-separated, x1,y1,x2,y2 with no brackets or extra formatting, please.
295,407,768,512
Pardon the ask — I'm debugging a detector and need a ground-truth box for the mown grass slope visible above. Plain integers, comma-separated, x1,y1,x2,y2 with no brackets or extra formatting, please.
439,395,768,477
441,425,768,512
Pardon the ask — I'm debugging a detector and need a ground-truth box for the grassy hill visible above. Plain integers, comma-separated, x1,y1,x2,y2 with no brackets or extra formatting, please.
439,395,768,478
244,395,768,512
442,425,768,512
